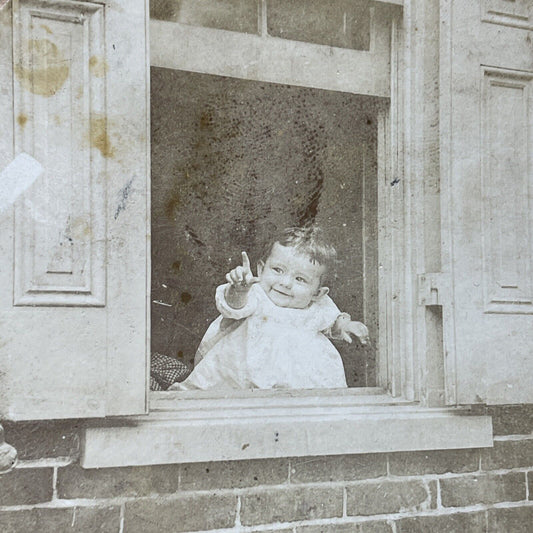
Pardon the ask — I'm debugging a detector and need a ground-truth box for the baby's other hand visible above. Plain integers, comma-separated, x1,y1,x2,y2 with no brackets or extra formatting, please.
226,251,260,290
341,321,370,345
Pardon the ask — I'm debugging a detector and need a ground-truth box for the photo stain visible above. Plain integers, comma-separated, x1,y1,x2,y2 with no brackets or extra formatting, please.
69,216,91,239
15,39,69,97
165,189,180,219
180,292,192,304
90,115,115,158
40,24,53,35
89,55,109,78
16,114,28,128
200,109,214,129
171,260,181,272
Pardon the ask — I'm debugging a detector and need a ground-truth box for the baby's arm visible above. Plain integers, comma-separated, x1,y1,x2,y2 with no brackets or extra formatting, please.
331,313,369,345
224,252,259,309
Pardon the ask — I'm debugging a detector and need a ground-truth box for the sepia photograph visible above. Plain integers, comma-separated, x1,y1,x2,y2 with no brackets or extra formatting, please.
0,0,532,531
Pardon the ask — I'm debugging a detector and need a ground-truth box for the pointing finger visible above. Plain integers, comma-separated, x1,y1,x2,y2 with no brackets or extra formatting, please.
241,251,251,271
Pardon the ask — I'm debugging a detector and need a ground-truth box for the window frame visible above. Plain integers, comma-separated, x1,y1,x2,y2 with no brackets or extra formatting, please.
147,3,404,398
80,1,494,468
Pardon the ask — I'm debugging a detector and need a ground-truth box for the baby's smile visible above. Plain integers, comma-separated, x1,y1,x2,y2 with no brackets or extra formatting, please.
258,242,326,309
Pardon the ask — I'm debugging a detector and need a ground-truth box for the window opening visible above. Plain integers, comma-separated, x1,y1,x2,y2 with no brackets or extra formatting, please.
150,67,386,391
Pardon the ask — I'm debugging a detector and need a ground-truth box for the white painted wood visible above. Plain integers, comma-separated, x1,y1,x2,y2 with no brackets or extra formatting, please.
0,0,150,419
150,3,393,98
81,400,492,467
13,0,106,306
481,68,533,313
440,0,533,404
481,0,533,30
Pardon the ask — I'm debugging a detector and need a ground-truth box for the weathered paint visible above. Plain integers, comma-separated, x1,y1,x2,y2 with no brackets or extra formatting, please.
14,39,69,97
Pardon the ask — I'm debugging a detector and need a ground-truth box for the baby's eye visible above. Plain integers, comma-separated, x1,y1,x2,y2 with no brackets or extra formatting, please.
296,276,307,283
272,267,283,274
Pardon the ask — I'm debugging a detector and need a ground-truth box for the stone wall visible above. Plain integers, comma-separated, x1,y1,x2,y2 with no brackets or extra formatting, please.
1,406,532,532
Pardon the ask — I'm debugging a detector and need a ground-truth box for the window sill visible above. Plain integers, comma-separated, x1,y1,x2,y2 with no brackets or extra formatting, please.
80,389,493,468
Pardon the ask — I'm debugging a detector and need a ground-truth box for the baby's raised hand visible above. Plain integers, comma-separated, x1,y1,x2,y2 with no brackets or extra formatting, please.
341,320,370,345
226,252,260,291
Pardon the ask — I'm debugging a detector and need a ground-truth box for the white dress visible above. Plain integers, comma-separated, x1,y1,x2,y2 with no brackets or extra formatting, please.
175,283,348,390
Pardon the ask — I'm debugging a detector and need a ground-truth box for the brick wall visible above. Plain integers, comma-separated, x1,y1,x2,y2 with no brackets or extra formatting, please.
1,406,532,532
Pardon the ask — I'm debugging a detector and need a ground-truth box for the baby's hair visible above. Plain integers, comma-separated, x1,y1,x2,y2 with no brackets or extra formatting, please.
261,225,337,273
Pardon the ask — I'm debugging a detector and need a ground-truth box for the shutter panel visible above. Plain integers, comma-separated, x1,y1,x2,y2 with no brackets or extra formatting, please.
442,0,533,404
0,0,149,419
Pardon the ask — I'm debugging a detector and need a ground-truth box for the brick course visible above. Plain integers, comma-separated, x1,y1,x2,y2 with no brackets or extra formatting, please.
290,454,387,484
480,438,533,470
240,486,344,525
395,511,486,533
0,506,120,533
0,467,53,506
124,494,238,533
57,463,181,499
440,472,527,507
346,480,431,516
180,458,289,490
0,405,532,532
388,448,479,476
487,506,533,533
2,420,80,460
296,521,393,533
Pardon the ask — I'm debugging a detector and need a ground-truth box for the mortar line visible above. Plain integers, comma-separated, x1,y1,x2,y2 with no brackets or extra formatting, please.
119,503,125,533
493,434,533,442
342,486,347,517
260,0,268,37
52,466,58,500
2,500,533,532
235,495,242,527
15,457,73,469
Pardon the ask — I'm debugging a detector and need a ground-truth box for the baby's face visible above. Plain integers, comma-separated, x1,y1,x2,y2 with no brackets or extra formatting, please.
258,242,327,309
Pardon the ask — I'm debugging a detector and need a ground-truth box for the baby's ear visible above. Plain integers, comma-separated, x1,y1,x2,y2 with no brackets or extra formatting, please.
313,286,329,301
257,260,264,276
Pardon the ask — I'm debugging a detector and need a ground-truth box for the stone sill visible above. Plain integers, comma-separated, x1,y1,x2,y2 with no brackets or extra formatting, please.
80,389,493,468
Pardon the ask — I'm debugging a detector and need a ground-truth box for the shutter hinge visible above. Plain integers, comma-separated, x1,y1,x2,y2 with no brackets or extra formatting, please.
417,273,451,306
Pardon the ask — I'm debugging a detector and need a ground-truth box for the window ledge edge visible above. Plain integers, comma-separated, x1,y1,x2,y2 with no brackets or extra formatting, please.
80,403,493,468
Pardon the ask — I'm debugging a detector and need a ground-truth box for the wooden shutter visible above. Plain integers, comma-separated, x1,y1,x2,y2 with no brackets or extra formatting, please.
0,0,149,419
441,0,533,404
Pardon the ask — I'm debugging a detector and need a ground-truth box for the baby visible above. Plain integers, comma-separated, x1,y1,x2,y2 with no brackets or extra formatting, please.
170,226,369,390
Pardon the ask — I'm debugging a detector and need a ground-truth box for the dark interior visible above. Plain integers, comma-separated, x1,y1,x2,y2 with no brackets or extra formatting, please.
150,67,382,387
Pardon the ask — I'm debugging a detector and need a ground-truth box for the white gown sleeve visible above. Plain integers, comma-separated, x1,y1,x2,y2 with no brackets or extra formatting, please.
215,283,259,320
310,294,342,332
